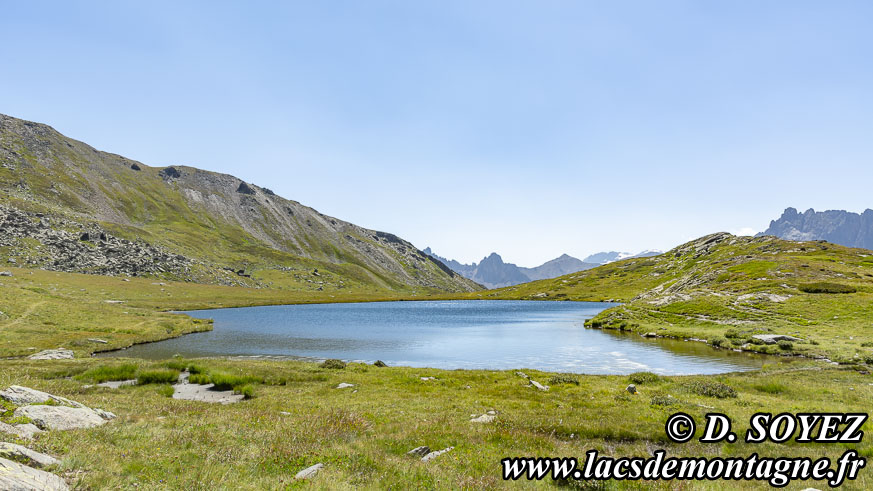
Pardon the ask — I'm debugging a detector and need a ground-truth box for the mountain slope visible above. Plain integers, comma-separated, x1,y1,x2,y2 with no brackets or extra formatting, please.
761,207,873,250
518,254,598,281
0,114,478,293
474,232,873,361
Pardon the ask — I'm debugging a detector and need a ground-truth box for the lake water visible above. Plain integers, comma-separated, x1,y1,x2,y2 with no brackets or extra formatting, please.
102,300,779,374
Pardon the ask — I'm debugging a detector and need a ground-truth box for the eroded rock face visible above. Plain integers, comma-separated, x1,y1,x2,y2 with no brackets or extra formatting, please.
0,457,68,490
14,406,107,431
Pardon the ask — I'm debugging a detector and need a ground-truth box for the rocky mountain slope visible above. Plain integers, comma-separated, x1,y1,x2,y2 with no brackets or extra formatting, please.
423,249,599,288
760,207,873,251
0,114,478,293
475,232,873,361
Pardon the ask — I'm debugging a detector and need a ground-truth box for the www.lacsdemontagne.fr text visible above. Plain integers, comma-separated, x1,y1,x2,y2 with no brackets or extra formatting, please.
502,449,864,487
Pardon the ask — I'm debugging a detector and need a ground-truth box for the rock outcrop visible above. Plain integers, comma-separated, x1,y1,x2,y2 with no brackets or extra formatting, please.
0,457,68,491
761,207,873,251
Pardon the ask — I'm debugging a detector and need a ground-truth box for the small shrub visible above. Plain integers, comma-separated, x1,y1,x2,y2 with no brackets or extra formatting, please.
77,364,138,383
373,360,388,367
684,381,737,399
861,342,873,348
650,394,680,407
137,369,180,385
320,359,346,369
710,336,728,348
724,329,742,339
864,353,873,365
158,385,175,397
548,374,580,386
777,340,794,351
186,364,205,374
235,384,255,399
628,372,660,384
799,282,857,294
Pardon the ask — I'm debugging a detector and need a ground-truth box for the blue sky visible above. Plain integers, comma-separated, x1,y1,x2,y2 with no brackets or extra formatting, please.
3,1,872,266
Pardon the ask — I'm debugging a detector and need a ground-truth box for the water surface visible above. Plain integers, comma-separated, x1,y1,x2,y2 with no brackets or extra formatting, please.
103,300,778,374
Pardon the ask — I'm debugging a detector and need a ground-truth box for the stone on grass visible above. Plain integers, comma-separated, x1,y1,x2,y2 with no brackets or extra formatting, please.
0,422,42,440
529,380,549,391
626,384,638,395
14,406,106,431
0,271,12,277
0,457,68,490
421,447,454,462
407,446,430,457
27,349,74,360
0,443,59,468
420,377,435,381
335,383,355,389
87,338,108,344
470,413,496,423
295,463,323,480
0,386,84,408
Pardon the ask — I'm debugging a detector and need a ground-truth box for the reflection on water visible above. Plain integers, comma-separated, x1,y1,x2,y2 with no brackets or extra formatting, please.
100,300,786,374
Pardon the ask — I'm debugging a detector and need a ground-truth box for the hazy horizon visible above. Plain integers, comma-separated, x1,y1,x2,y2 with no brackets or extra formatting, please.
3,1,872,266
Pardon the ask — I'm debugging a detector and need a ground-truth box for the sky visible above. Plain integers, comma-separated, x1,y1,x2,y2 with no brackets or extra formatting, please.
2,1,873,267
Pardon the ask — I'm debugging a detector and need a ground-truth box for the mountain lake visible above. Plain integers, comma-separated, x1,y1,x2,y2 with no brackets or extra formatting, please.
100,300,785,374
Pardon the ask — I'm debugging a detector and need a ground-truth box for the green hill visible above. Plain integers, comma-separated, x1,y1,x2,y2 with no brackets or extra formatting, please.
0,114,478,293
471,232,873,362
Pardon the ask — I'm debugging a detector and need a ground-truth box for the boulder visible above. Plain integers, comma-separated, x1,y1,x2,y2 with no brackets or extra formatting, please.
626,384,638,395
294,463,323,480
14,405,107,431
0,443,60,468
27,349,74,360
0,386,84,408
335,383,355,389
470,413,496,423
0,457,68,490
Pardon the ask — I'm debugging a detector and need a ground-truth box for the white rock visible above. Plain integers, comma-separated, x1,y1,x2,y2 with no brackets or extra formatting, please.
470,413,496,423
407,446,430,457
420,377,436,381
336,383,355,389
172,383,243,404
0,457,68,490
0,422,42,440
14,405,107,431
421,447,454,462
96,380,136,389
295,463,323,479
0,442,60,468
0,386,84,408
529,380,549,391
27,349,74,360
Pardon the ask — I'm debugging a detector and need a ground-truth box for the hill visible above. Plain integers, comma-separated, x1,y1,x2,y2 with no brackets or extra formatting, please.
472,232,873,361
0,114,478,293
761,206,873,250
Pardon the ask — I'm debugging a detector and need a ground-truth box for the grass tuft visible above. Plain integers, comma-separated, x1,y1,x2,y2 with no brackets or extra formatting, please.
628,372,660,384
137,369,180,385
77,364,138,383
320,359,347,370
683,380,737,399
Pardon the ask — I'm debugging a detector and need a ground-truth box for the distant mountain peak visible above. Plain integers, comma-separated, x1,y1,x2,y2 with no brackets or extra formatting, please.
761,207,873,251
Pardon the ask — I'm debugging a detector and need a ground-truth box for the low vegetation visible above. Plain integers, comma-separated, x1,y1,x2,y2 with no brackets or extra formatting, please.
0,358,871,488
